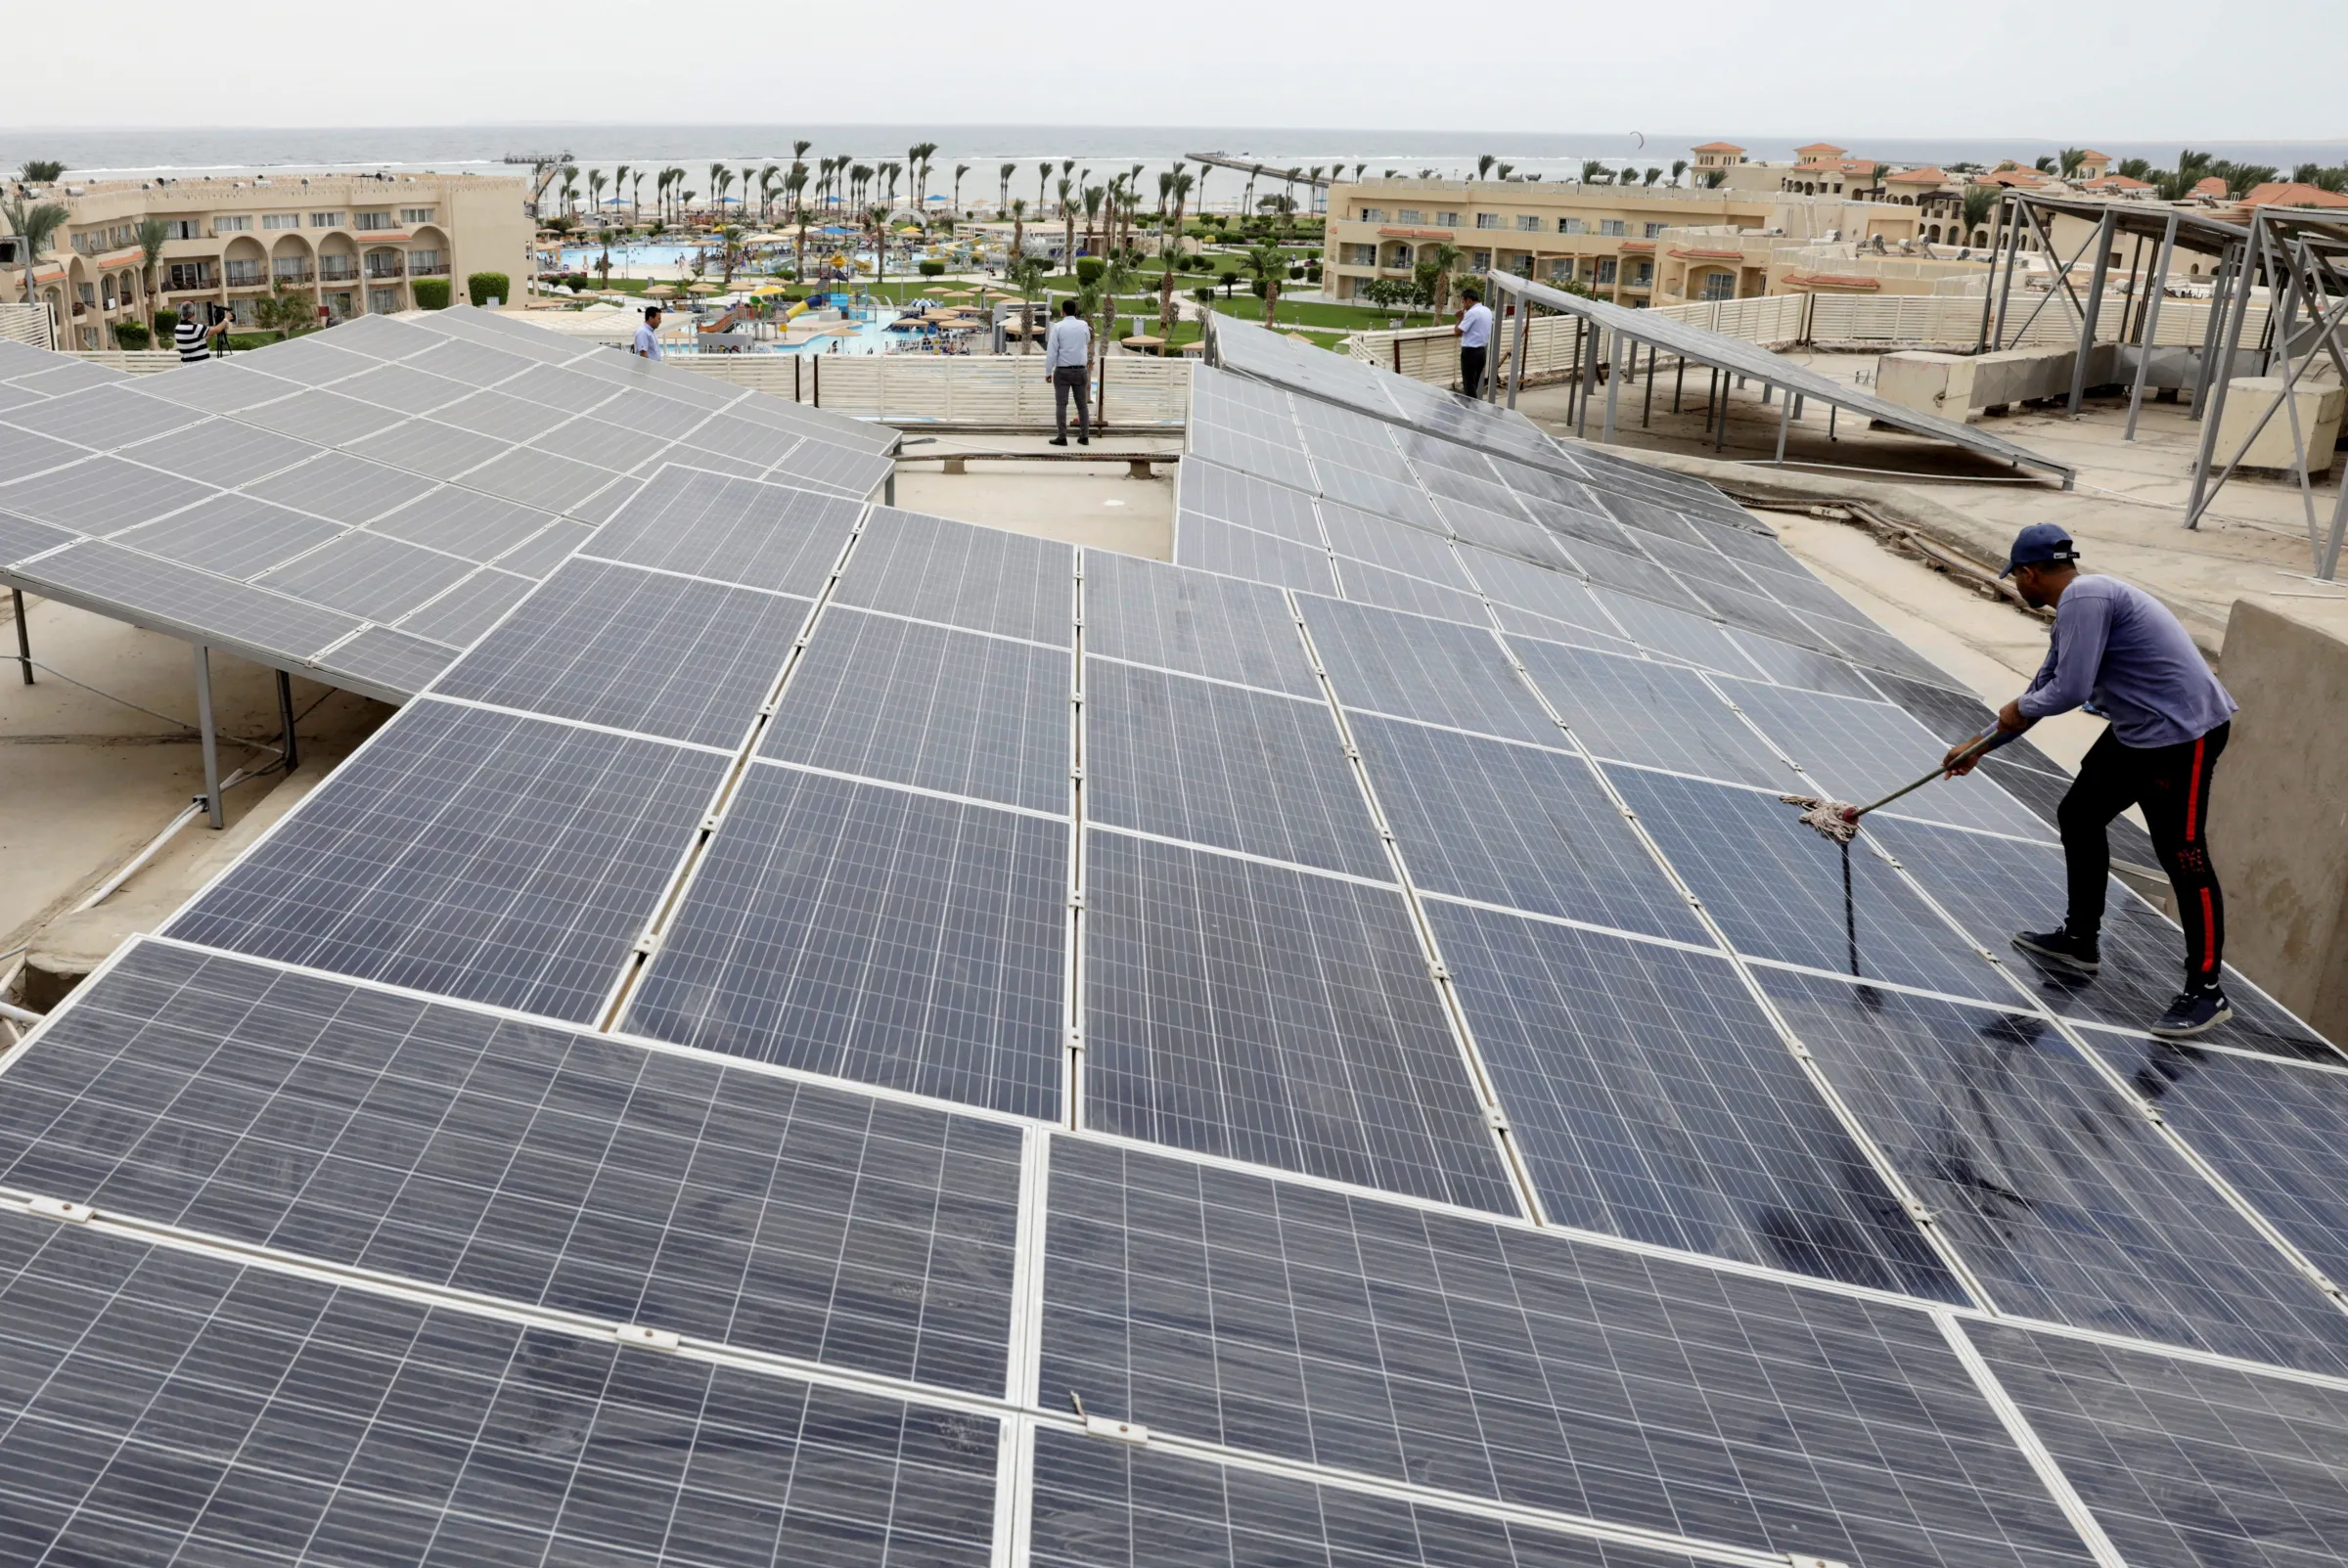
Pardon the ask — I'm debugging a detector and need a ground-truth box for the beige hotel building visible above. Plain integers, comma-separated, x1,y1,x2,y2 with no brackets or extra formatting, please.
3,171,535,348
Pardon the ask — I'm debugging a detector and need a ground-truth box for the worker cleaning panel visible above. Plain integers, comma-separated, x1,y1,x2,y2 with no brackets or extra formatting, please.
1944,524,2239,1039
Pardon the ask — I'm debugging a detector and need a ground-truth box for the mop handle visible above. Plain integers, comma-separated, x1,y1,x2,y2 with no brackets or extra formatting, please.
1853,726,2017,819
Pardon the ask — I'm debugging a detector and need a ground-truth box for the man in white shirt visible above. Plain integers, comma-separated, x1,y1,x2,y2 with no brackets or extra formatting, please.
1044,299,1091,446
1453,285,1493,397
632,306,664,361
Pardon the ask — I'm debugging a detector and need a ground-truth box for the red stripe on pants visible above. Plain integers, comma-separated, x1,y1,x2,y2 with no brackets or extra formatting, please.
2185,736,2205,841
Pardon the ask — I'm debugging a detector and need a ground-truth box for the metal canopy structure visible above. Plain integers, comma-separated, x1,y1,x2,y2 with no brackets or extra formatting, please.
6,319,2348,1568
1471,270,2080,486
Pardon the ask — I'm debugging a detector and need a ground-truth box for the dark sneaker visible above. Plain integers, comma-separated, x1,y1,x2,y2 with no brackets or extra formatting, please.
2013,926,2100,973
2149,987,2233,1039
1048,436,1068,446
1077,435,1089,445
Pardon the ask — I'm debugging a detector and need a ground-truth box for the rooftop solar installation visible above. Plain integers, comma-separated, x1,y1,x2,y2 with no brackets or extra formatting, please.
0,307,891,701
6,319,2348,1568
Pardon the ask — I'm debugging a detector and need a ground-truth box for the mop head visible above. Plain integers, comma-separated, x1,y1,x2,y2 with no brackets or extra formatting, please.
1782,793,1863,844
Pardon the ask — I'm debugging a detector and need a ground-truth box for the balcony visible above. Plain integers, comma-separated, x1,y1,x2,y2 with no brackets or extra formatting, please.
317,261,358,282
364,261,405,281
272,267,316,285
408,261,451,277
224,269,270,291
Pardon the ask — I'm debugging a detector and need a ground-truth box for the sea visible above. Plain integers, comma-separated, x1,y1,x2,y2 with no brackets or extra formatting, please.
8,125,2345,202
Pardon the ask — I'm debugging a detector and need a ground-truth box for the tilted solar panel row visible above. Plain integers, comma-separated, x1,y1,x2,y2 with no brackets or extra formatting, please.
0,307,891,699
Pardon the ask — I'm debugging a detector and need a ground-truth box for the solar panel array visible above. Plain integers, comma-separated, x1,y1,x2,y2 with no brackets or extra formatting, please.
0,309,892,700
5,322,2348,1567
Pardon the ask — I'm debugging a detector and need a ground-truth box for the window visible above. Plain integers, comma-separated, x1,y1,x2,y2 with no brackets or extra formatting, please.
1644,222,1666,238
1594,257,1618,285
1356,207,1385,222
165,219,201,241
223,260,263,286
1599,219,1626,237
309,212,342,228
1473,212,1500,229
1397,208,1422,224
400,207,435,224
1433,210,1459,226
1557,217,1585,235
1700,272,1736,301
1630,261,1653,286
1343,244,1377,266
263,213,300,230
78,283,96,305
1470,249,1492,270
354,211,396,231
409,248,444,274
165,260,213,291
213,215,251,233
1546,259,1572,280
1515,214,1540,231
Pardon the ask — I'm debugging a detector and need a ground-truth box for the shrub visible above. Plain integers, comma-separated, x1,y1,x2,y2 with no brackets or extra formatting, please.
1288,264,1304,280
918,259,945,277
112,320,151,349
1251,278,1268,298
564,274,591,293
1074,256,1106,287
153,308,180,335
412,278,451,310
466,271,511,307
1192,287,1215,306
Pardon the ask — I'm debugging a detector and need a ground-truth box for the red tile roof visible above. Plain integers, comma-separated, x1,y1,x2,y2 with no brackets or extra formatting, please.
2237,181,2348,209
1692,142,1746,154
1886,166,1949,184
1795,142,1848,155
2190,176,2230,198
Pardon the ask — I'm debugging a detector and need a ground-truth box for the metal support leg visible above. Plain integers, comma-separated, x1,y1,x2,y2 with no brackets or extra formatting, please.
194,645,223,830
1672,357,1685,413
1505,299,1530,410
2125,214,2177,441
1714,373,1728,452
1829,405,1837,441
1602,334,1622,444
883,471,896,506
1774,391,1791,467
2189,243,2235,422
10,588,28,686
276,668,298,774
2321,480,2348,582
2186,226,2265,528
1642,346,1656,427
1576,322,1600,438
2068,209,2116,416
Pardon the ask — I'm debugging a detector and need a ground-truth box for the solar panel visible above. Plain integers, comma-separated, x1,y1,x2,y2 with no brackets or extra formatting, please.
1082,550,1322,697
0,1210,1000,1568
1511,637,1793,787
435,557,811,749
1757,965,2348,1373
1176,513,1338,594
1041,1137,2099,1568
1302,595,1558,745
1964,1318,2348,1568
1086,656,1391,879
1083,827,1516,1212
166,698,729,1021
250,526,478,620
624,763,1065,1119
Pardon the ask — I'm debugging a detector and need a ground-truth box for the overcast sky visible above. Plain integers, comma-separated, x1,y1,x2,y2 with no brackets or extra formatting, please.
10,0,2343,141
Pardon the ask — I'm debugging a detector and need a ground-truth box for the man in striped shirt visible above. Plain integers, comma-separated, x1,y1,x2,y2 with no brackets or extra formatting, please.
173,306,229,364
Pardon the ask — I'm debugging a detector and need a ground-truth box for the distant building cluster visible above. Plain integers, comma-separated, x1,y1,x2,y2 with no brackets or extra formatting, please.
1326,141,2348,311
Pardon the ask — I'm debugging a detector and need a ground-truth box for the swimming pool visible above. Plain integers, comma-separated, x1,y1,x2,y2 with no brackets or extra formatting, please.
556,243,710,272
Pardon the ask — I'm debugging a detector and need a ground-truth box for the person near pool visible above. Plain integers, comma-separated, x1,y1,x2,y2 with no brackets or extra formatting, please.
1944,523,2239,1038
1453,284,1492,397
632,305,664,360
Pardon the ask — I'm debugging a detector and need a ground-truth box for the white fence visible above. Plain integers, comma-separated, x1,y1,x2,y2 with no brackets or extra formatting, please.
0,303,53,349
64,349,184,374
671,352,1193,426
1348,291,2274,389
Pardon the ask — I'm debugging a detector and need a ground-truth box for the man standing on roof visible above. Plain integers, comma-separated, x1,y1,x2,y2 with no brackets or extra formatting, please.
1944,524,2239,1038
1453,284,1492,398
632,305,665,361
1044,298,1091,447
173,303,229,364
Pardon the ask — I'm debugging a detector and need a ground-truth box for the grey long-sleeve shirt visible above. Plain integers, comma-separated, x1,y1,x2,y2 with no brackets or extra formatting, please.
2017,575,2236,748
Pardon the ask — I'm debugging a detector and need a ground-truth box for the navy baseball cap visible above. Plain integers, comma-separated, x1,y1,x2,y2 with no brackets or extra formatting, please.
2001,523,2078,577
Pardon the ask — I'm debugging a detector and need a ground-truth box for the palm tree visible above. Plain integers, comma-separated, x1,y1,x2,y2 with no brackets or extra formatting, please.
560,171,580,221
3,197,68,339
1082,185,1106,259
1037,161,1052,218
1644,166,1662,187
998,161,1016,214
1418,239,1463,317
18,160,65,184
865,205,890,291
787,166,811,280
707,162,726,220
1477,154,1496,180
134,215,169,316
1353,162,1367,183
2057,147,2088,179
1158,169,1195,338
1579,158,1606,185
952,163,971,217
758,163,780,225
587,169,608,227
1060,179,1077,265
1495,162,1514,182
1244,241,1287,328
1670,158,1688,186
612,164,632,224
1961,184,1999,246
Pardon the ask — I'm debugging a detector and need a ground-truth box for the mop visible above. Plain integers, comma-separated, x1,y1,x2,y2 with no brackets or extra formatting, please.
1782,727,2017,844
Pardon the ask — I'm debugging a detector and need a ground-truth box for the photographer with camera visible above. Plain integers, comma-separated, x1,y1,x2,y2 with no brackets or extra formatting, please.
172,302,230,364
